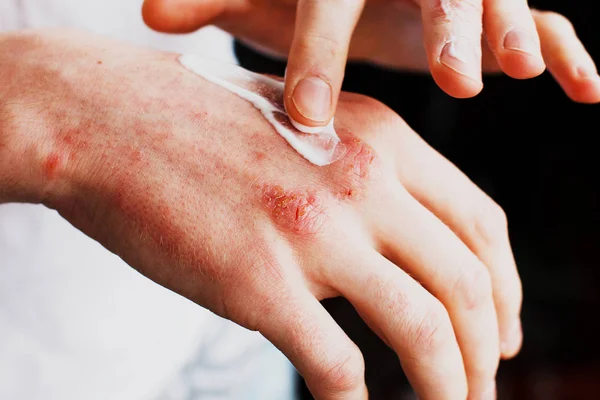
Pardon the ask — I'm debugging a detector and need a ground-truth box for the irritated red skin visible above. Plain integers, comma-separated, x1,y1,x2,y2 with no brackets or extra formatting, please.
261,184,325,235
260,136,378,235
43,82,378,249
43,153,62,180
334,137,377,201
42,126,91,181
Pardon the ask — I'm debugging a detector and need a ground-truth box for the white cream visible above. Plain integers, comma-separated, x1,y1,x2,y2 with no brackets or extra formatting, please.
289,119,331,135
179,55,342,166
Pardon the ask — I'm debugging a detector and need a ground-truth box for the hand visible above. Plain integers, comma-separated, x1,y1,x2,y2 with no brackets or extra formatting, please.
142,0,600,113
1,29,522,399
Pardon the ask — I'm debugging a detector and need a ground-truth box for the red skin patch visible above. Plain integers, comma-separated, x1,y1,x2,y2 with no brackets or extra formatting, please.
333,137,378,201
260,136,379,234
261,184,326,235
43,153,61,180
43,126,94,181
254,151,267,162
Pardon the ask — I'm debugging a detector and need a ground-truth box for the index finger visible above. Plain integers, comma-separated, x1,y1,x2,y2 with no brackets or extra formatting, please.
284,0,365,133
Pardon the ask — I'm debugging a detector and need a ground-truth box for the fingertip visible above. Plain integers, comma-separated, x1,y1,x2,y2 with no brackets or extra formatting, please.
142,0,224,33
141,0,160,29
284,0,363,132
284,75,335,129
531,10,600,103
500,320,523,360
498,52,546,80
567,74,600,104
142,0,177,32
431,68,484,99
549,66,600,104
501,346,522,360
431,40,484,98
497,30,546,79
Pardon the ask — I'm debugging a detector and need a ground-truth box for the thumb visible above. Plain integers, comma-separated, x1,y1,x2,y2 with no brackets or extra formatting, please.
142,0,226,33
284,0,365,132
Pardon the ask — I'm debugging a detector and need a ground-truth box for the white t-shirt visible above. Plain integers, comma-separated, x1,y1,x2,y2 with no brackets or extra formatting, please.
0,1,294,399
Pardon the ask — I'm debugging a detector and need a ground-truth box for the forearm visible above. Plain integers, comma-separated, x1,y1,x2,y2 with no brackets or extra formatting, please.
0,118,40,204
0,31,64,205
0,70,35,203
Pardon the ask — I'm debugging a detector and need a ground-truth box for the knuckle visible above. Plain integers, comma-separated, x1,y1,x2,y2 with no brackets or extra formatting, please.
472,197,508,247
365,272,412,315
319,348,365,394
332,138,383,201
329,96,409,200
429,0,483,25
348,95,410,149
338,93,407,137
296,31,343,60
452,263,493,310
408,302,452,356
430,0,453,24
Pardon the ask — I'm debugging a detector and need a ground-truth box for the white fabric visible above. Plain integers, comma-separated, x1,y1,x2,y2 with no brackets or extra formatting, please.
0,1,294,399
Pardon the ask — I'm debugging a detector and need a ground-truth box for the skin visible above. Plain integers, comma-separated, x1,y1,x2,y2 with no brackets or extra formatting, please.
0,29,524,399
142,0,600,131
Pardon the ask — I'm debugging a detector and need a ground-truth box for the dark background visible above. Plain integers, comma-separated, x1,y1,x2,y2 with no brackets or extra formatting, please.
235,0,600,398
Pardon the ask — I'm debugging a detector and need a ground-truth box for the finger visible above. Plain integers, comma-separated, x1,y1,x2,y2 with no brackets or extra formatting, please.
420,0,485,98
533,10,600,104
142,0,226,33
257,289,368,399
284,0,365,132
483,0,545,79
392,126,523,360
331,247,468,400
376,184,500,399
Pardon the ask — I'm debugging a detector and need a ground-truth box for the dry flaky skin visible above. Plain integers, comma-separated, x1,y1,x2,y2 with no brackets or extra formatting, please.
259,138,377,235
1,29,525,400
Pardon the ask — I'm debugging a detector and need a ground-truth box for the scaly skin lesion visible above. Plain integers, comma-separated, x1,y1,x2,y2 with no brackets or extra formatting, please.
261,184,326,235
333,136,380,201
259,135,381,234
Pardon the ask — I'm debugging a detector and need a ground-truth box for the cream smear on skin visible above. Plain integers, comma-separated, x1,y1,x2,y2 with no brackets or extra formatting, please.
179,55,341,166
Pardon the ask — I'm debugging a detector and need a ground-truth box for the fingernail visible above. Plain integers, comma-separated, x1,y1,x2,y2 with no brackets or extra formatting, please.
292,76,332,123
501,320,523,355
440,39,481,80
503,29,540,57
577,66,600,81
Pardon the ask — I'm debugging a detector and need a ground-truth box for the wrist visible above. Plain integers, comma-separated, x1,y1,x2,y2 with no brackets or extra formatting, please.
0,30,74,206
